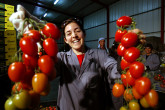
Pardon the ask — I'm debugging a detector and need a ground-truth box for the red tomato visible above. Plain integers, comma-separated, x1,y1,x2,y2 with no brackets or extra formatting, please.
23,30,42,42
120,58,131,70
117,43,126,56
129,61,144,79
8,62,26,82
126,70,136,86
124,88,133,101
112,83,125,97
135,77,151,95
121,74,127,86
124,47,140,63
116,16,132,28
42,23,61,40
22,53,38,69
115,29,127,42
19,36,38,56
132,86,143,99
32,73,49,93
145,89,158,108
43,38,58,57
121,32,138,48
38,55,55,74
12,82,23,94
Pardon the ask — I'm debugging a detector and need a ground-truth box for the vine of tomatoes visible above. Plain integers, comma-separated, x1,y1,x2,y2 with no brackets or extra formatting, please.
5,17,60,110
112,15,159,110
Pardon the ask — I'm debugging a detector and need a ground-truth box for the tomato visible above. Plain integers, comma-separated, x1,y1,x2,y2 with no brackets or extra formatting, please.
135,77,151,96
126,70,135,86
132,86,142,99
28,90,40,109
120,58,131,70
23,30,42,42
140,97,150,108
22,53,38,69
128,101,140,110
120,106,128,110
145,89,158,108
129,61,144,79
21,66,35,89
13,90,31,109
115,29,127,42
117,43,126,56
121,74,127,86
32,73,49,93
12,82,23,94
124,88,133,101
121,32,138,48
8,62,26,82
38,55,55,74
19,36,38,56
116,16,132,28
48,67,57,81
40,82,50,96
42,23,61,40
4,97,18,110
124,47,140,63
112,83,125,97
43,38,58,57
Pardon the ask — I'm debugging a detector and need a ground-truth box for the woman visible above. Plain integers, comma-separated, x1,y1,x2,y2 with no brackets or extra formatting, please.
98,37,109,54
55,18,121,110
141,43,160,71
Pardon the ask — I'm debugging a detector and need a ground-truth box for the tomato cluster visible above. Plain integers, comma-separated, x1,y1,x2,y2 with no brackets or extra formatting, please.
112,16,159,110
5,19,60,110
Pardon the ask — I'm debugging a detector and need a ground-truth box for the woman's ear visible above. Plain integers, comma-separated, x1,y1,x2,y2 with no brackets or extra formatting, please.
64,37,68,44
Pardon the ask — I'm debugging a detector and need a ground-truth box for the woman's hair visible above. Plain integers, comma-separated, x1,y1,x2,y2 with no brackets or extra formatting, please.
61,18,85,36
145,43,153,50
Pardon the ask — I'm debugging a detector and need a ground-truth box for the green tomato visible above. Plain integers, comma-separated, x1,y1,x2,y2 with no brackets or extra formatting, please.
120,106,128,110
129,101,140,110
13,90,31,109
4,97,18,110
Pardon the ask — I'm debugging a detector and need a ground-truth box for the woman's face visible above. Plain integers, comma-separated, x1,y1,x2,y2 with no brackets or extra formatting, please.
145,47,152,54
99,39,105,48
64,22,85,53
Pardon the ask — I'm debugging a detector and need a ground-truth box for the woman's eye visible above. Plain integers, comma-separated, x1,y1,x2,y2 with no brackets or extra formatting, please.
66,33,71,36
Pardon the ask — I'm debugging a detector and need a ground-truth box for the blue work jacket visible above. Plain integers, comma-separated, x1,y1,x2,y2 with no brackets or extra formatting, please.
55,48,121,110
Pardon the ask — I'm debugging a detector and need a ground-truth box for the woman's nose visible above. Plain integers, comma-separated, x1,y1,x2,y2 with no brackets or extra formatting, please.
71,32,77,38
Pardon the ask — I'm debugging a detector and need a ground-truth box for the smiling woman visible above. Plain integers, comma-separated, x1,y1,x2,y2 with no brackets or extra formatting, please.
54,18,121,110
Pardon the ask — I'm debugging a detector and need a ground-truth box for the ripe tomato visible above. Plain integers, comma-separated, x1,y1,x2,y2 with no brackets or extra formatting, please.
28,90,40,109
116,16,132,28
126,70,135,86
115,29,127,42
43,38,58,57
112,83,125,97
120,58,131,70
38,55,55,74
135,77,151,96
42,23,61,40
129,61,144,79
4,97,18,110
22,53,38,69
145,89,158,108
8,62,26,82
117,43,126,56
132,86,142,99
140,97,150,108
13,90,31,109
121,32,138,48
121,74,127,86
128,101,140,110
12,82,23,94
19,36,38,56
32,73,49,93
124,47,140,63
23,30,42,42
124,88,133,101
